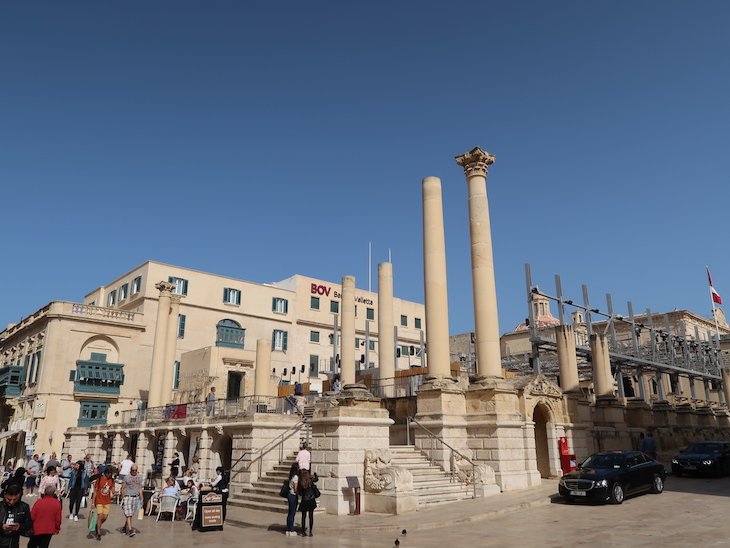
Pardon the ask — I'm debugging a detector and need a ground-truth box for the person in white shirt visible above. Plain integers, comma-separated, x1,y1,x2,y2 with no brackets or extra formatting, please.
296,443,311,471
118,454,134,482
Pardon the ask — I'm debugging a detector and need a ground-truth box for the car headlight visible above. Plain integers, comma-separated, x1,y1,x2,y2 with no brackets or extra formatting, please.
671,459,678,464
703,460,713,466
559,478,566,487
594,479,608,488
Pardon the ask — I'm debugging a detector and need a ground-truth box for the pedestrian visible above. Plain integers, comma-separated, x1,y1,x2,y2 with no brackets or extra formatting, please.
284,463,299,537
210,467,229,521
24,456,40,498
296,442,311,471
297,469,318,537
0,483,31,548
83,456,94,479
66,461,87,522
117,455,134,484
44,454,60,474
206,387,217,417
38,468,59,498
28,485,62,548
119,465,142,537
168,453,180,478
332,376,342,393
59,455,73,495
643,432,658,460
90,467,115,540
0,469,25,496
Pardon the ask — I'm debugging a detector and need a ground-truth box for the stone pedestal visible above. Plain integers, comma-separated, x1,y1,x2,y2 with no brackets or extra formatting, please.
592,399,630,451
310,388,395,515
562,396,595,460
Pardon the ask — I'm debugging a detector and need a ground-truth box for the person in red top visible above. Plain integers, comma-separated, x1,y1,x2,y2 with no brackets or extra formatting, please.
29,485,62,548
91,468,115,541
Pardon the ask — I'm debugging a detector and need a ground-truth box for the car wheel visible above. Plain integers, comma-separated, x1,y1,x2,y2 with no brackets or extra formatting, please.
610,483,624,504
650,474,664,494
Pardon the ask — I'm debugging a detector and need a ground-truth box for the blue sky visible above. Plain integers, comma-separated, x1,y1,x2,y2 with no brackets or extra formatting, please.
1,1,729,335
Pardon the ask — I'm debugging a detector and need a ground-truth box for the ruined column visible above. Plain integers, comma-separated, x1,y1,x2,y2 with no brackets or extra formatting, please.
160,294,182,405
590,333,614,398
340,275,357,386
455,147,502,379
422,177,452,380
255,338,273,396
148,282,175,408
722,367,730,408
555,325,580,393
377,262,395,395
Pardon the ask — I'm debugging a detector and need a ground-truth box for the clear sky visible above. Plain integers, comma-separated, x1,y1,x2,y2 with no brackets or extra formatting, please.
2,1,729,336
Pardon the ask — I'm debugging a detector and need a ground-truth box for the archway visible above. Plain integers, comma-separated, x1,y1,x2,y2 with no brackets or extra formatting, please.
210,434,233,471
533,404,551,479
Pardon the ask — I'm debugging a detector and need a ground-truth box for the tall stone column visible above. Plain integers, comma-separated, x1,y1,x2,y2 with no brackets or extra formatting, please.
422,176,451,380
255,339,273,396
148,282,175,408
340,276,357,386
112,433,125,464
377,262,395,396
555,325,580,393
590,334,614,398
160,295,182,405
721,367,730,409
455,147,502,379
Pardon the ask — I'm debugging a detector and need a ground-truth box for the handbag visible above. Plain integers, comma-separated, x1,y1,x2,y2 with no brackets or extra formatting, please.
279,480,289,498
88,511,97,532
312,484,321,499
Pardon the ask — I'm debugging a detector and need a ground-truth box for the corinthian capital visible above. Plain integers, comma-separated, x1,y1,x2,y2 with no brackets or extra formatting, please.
455,146,496,178
155,281,176,296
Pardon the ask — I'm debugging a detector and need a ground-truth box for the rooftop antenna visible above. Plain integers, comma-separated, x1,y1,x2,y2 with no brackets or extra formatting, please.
368,242,372,292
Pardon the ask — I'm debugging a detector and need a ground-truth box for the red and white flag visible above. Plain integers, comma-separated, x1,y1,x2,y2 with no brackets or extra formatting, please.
707,268,723,305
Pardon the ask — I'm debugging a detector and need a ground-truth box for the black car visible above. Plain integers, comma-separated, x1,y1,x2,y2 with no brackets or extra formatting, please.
671,441,730,477
559,451,666,504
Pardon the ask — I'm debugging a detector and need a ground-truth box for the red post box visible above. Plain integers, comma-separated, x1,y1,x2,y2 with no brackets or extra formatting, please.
558,437,577,474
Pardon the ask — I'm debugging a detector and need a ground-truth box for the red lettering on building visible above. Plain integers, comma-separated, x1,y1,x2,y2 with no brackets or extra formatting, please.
310,284,331,296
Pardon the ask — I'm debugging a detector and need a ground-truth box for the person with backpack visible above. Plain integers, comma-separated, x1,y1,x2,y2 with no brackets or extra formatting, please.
297,469,319,537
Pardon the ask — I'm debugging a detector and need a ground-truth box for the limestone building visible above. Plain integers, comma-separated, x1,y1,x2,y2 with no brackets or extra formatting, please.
0,261,426,464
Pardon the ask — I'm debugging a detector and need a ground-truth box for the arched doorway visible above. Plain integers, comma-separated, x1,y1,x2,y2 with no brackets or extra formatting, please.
210,434,232,471
533,404,551,478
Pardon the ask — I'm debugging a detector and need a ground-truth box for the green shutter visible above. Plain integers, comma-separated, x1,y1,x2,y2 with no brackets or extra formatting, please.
283,331,288,351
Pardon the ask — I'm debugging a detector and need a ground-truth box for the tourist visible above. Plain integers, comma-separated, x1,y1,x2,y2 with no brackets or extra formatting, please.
45,454,60,474
83,455,94,478
641,432,658,460
0,483,32,547
332,376,342,393
25,455,40,498
38,467,59,498
28,485,62,548
188,456,199,477
297,469,318,537
296,442,311,471
66,461,88,521
206,387,217,417
284,463,299,537
210,466,229,520
59,455,73,494
117,455,134,483
91,467,115,540
119,465,142,537
168,453,180,478
1,468,25,495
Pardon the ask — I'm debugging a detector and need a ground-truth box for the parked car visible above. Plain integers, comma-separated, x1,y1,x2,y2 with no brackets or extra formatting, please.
671,441,730,477
559,451,666,504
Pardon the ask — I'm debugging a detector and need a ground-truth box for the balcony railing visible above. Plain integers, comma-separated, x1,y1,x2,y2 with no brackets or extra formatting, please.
367,374,425,398
0,366,24,397
70,303,137,322
215,326,245,349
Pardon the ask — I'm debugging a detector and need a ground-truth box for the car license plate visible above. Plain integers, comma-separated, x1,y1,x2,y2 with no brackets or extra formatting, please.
684,465,696,470
570,490,587,496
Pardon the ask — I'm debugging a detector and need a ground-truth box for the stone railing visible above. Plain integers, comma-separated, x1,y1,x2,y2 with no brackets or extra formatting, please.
68,303,139,323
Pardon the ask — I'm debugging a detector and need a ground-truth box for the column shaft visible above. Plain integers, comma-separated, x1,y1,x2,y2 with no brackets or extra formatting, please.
422,177,451,378
255,339,273,396
377,263,395,393
590,334,614,398
148,282,175,408
555,325,579,392
160,295,181,405
722,368,730,408
340,276,356,385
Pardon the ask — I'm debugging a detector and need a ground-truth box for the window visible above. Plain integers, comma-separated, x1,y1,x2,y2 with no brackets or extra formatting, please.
78,401,110,427
178,314,186,338
272,330,288,351
173,361,180,390
73,356,124,395
400,345,410,356
119,283,129,301
28,351,42,384
369,340,375,351
309,355,319,376
168,276,188,296
355,337,361,349
107,290,117,307
272,297,288,314
216,319,244,349
400,315,408,327
310,296,320,310
330,301,339,313
366,308,375,321
131,276,142,295
310,331,320,343
368,362,375,369
223,288,241,305
415,317,422,329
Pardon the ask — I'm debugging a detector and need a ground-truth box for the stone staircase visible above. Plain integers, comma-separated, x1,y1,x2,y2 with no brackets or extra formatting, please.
229,453,298,513
388,445,473,508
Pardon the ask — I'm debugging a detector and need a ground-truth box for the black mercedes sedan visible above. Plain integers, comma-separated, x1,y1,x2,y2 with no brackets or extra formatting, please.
671,441,730,477
558,451,666,504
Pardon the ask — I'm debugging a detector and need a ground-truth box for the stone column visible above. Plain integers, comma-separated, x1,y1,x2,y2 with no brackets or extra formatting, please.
340,275,357,386
160,295,182,405
148,282,175,408
590,334,614,398
722,367,730,409
255,339,274,396
377,262,395,396
422,176,451,380
112,433,125,464
455,147,502,379
555,325,580,393
198,429,213,482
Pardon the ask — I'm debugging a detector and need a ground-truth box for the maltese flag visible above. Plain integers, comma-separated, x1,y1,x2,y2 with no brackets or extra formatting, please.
707,268,723,305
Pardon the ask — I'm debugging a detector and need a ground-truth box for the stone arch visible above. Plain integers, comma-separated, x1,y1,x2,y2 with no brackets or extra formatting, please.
532,402,552,479
79,335,120,363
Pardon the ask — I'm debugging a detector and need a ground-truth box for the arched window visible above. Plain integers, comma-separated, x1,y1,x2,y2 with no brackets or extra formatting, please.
216,319,245,349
